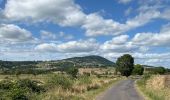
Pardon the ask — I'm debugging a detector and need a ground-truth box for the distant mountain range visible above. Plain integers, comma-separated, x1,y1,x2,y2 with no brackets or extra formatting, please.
1,55,166,69
0,55,115,69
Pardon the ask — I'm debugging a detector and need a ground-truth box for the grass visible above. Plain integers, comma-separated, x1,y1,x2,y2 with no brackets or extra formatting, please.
136,75,170,100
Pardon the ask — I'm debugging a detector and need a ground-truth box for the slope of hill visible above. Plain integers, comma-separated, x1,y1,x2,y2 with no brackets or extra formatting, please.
60,55,115,67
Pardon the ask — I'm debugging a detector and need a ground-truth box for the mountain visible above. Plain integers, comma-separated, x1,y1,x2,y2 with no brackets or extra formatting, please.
59,55,115,67
0,56,115,70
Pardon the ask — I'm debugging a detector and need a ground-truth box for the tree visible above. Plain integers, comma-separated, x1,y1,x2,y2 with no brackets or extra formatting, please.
153,67,166,75
132,64,144,75
66,67,78,78
116,54,134,77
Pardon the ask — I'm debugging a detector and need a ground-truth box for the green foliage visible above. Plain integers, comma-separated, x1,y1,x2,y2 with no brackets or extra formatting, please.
132,64,144,75
0,79,45,100
66,67,78,78
0,80,13,90
47,74,73,89
116,54,134,77
145,67,167,75
9,87,28,100
152,67,166,75
16,79,45,93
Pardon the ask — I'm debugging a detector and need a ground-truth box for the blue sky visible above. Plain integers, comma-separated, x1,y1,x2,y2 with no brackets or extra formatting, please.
0,0,170,68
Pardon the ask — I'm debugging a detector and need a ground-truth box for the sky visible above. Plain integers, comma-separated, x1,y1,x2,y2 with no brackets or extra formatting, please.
0,0,170,68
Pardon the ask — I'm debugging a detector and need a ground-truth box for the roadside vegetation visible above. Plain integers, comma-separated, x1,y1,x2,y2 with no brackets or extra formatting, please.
0,67,123,100
137,73,170,100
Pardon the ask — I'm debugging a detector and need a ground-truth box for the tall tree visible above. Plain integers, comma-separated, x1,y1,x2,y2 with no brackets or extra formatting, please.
116,54,134,77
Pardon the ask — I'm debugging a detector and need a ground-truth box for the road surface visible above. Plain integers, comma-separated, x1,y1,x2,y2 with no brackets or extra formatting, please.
96,79,144,100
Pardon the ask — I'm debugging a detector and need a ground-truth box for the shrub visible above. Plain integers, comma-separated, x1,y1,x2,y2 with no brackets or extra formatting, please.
0,79,45,100
47,74,73,89
132,64,144,75
153,67,166,75
66,67,78,78
0,80,14,90
9,87,28,100
16,79,45,93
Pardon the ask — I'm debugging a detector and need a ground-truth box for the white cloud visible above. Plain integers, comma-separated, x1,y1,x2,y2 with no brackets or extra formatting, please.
0,24,35,42
100,35,139,53
126,10,160,29
40,31,74,40
118,0,132,4
132,23,170,46
82,13,125,36
106,35,129,44
40,30,57,40
35,39,99,53
1,0,165,37
34,43,57,52
3,0,85,26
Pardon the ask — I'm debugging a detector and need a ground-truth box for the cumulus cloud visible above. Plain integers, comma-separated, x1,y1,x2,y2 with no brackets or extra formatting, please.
82,13,125,36
99,35,140,53
1,0,167,37
3,0,85,26
35,39,99,53
126,10,160,29
132,23,170,46
40,30,73,40
40,30,57,40
0,24,35,42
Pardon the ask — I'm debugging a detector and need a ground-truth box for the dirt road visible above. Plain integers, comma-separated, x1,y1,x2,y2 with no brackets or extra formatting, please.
96,79,144,100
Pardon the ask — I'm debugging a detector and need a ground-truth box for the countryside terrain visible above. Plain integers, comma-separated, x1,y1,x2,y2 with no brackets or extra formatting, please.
0,55,169,100
0,0,170,100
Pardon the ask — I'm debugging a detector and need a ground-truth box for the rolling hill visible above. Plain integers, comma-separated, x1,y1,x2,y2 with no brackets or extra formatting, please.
58,55,115,67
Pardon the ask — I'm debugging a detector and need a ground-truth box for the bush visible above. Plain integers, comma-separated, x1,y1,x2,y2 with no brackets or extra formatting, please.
16,79,45,93
153,67,166,75
66,67,78,78
47,74,73,89
0,80,13,90
132,64,144,75
0,79,45,100
9,87,28,100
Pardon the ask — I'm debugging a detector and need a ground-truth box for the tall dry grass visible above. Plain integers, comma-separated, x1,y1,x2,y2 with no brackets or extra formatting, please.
137,75,170,100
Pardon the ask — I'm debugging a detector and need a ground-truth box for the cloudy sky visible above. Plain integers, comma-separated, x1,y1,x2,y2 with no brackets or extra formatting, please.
0,0,170,67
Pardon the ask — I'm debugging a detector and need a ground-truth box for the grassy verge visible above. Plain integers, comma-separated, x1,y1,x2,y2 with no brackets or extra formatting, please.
136,75,170,100
84,77,123,100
